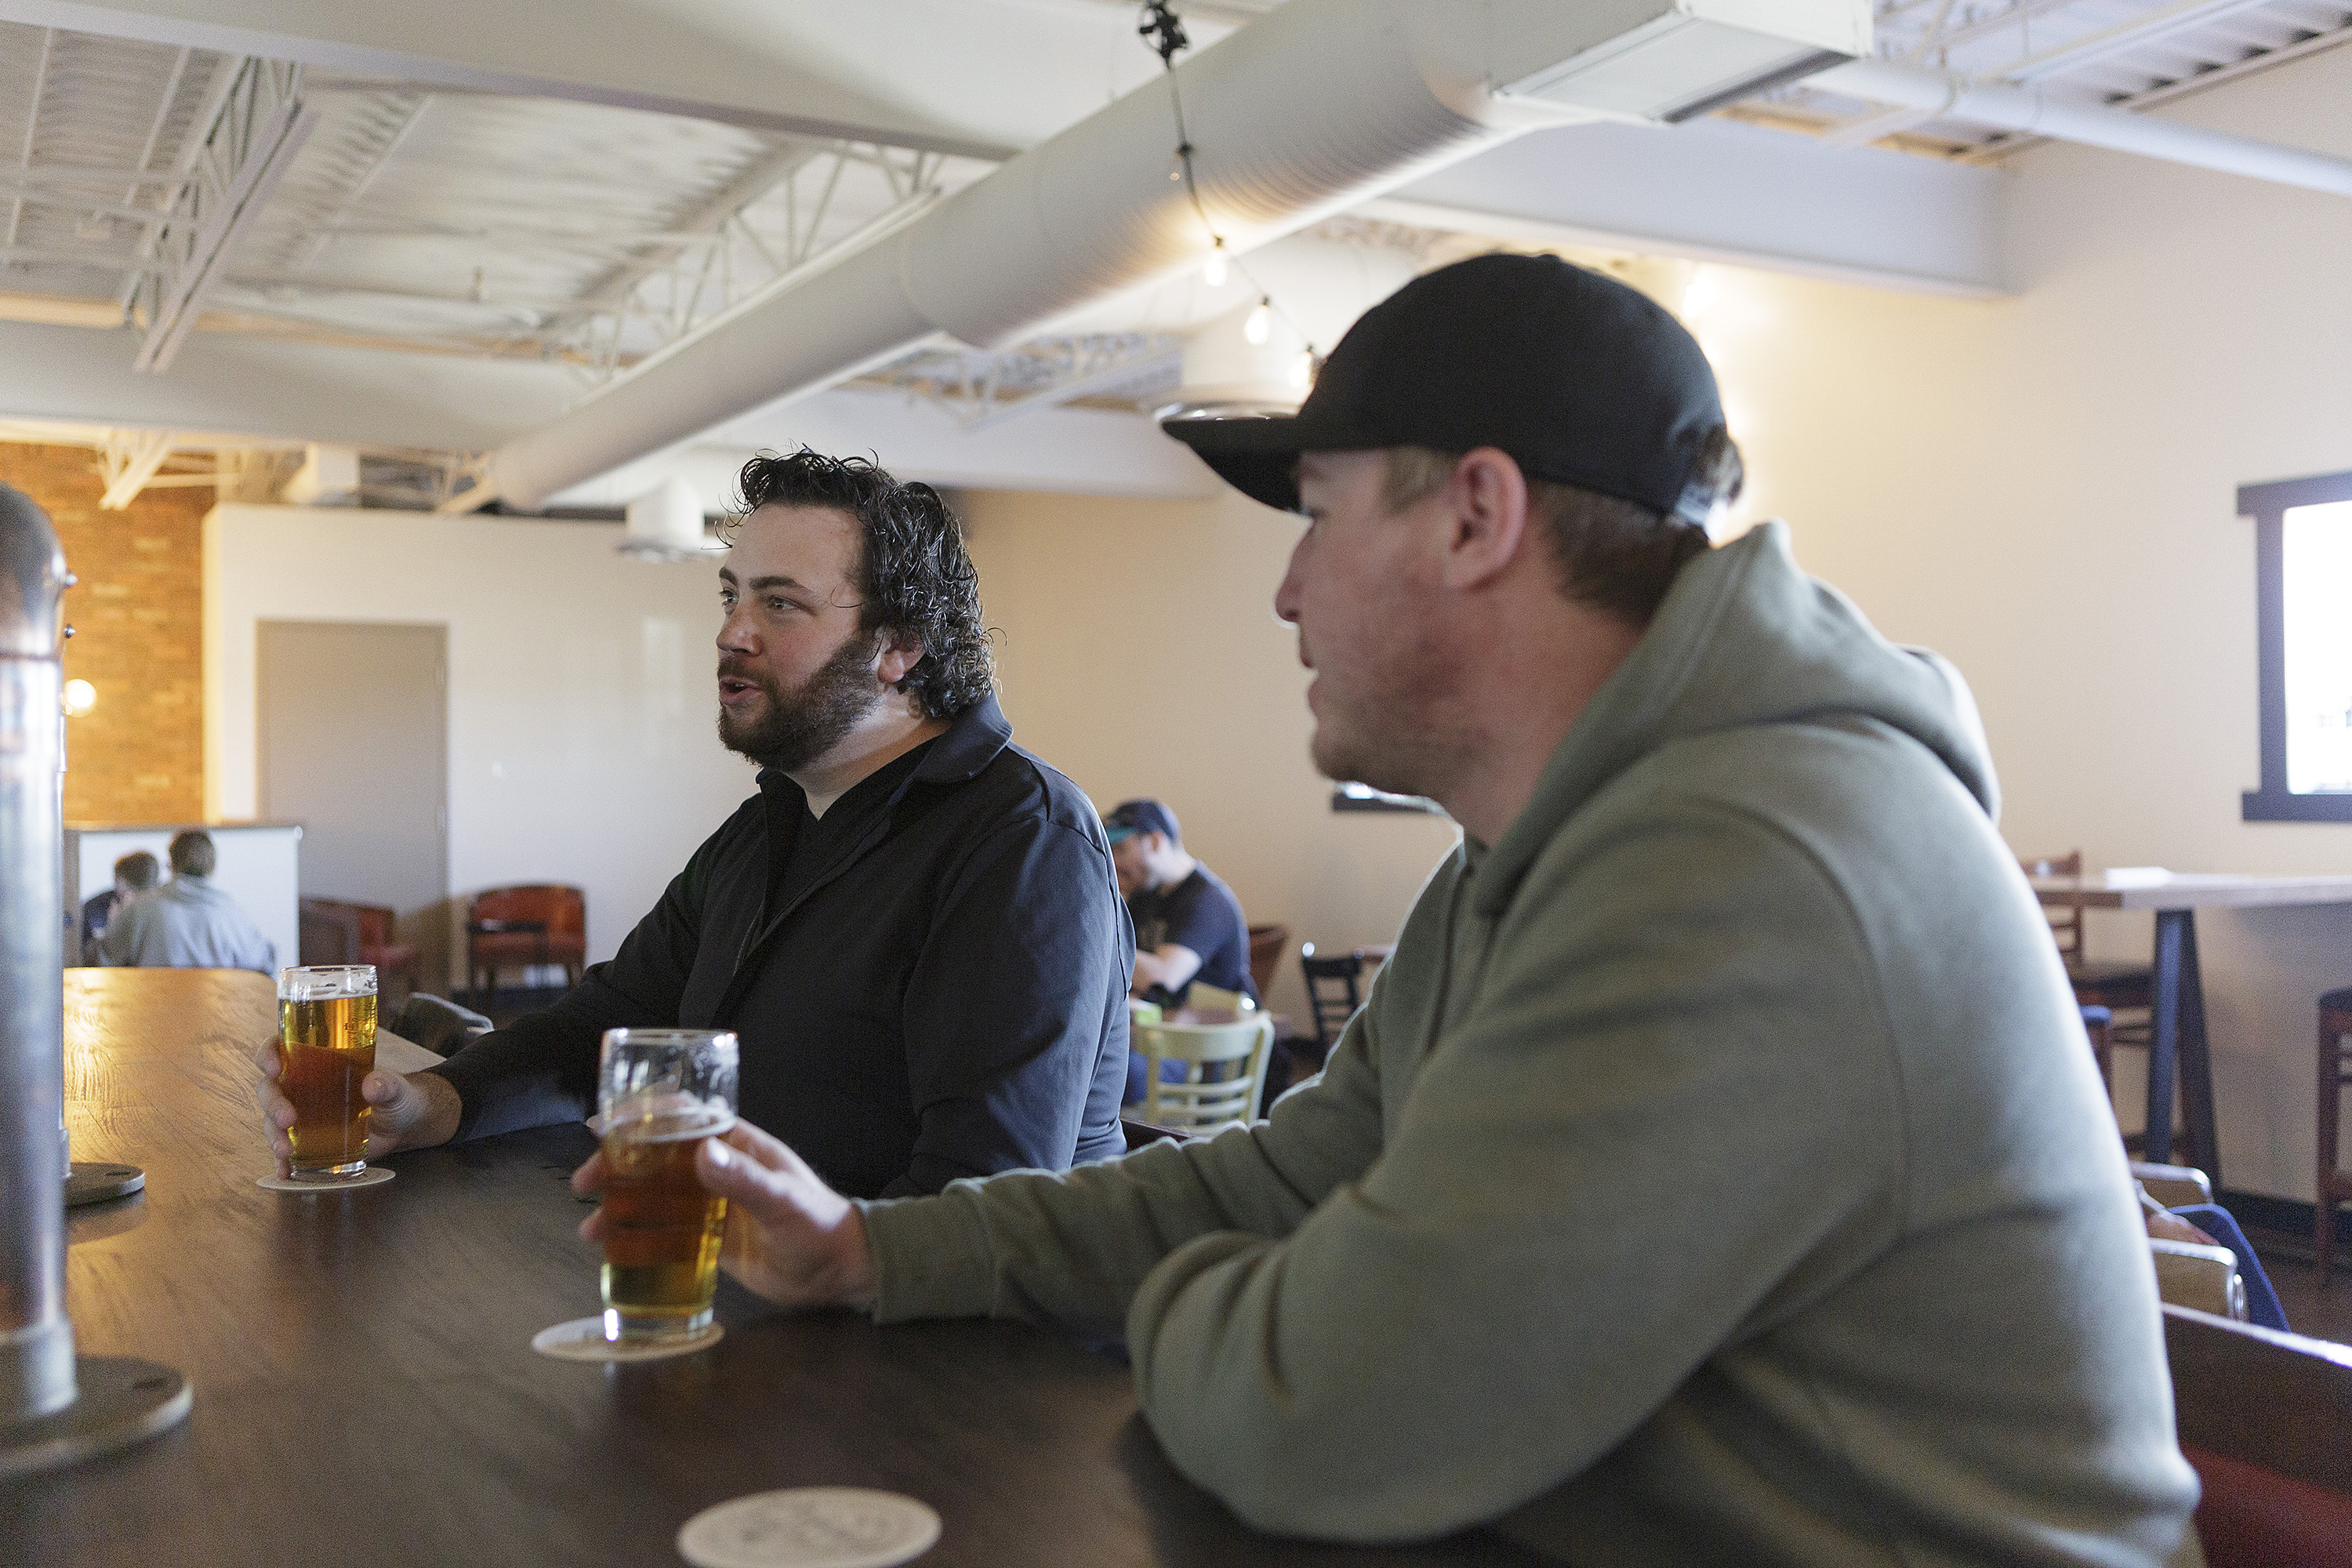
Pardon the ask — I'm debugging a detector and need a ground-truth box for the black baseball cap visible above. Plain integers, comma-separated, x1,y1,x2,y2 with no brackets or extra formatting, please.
1102,799,1180,845
1161,253,1723,520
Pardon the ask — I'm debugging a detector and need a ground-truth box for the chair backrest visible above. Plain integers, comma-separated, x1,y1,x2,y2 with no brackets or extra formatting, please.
1246,923,1288,1000
470,884,585,935
1300,943,1365,1049
2164,1304,2352,1568
1133,1014,1276,1133
2020,849,2086,967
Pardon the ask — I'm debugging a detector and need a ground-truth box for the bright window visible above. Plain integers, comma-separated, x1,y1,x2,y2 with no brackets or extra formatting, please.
2241,470,2352,822
2284,499,2352,796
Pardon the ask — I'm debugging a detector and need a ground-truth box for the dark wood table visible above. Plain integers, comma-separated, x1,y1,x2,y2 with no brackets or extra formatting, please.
2035,873,2352,1185
7,970,1544,1568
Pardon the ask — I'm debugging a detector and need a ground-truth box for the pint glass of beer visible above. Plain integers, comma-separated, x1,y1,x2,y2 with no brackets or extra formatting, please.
594,1029,739,1343
277,965,379,1181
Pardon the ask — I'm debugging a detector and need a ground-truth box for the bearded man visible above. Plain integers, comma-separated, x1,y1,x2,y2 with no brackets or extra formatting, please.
252,449,1132,1198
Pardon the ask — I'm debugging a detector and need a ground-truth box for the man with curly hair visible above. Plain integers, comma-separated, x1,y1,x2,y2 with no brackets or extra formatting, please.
252,449,1133,1198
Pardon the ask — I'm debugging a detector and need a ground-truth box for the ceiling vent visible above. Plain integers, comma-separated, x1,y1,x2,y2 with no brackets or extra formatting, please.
1490,0,1869,124
619,478,720,563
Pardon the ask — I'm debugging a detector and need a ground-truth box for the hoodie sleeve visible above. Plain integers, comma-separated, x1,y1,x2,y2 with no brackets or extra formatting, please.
1114,804,1902,1542
859,956,1399,1327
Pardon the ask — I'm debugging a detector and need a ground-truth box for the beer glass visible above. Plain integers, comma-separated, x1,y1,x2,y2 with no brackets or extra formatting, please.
594,1029,739,1343
277,965,379,1181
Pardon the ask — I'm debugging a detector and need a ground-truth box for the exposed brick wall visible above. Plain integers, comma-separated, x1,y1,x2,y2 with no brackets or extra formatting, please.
0,442,205,824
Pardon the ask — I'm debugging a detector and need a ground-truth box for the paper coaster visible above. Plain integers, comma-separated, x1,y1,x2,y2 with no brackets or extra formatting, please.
678,1489,941,1568
530,1316,724,1363
257,1167,394,1192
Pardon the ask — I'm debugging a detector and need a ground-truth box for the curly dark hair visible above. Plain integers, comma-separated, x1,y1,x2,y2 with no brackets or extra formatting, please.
728,448,994,720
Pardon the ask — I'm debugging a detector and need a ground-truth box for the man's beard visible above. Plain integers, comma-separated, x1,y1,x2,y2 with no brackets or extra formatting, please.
717,630,881,772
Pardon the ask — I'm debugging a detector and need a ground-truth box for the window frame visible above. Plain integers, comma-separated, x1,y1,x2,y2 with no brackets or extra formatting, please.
2240,467,2352,823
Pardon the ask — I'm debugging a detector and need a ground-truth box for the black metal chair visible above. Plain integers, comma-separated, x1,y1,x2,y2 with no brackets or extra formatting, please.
1298,943,1370,1069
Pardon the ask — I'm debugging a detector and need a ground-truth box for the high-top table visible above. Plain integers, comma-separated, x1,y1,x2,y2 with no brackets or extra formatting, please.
7,969,1544,1568
2035,873,2352,1185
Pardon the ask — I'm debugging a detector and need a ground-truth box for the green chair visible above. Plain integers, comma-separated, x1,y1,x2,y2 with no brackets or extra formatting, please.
1132,1014,1276,1134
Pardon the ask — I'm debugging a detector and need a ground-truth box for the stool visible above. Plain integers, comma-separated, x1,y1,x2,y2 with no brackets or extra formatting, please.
2319,987,2352,1285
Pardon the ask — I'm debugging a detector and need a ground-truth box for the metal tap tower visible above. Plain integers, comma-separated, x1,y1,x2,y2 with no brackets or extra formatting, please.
0,483,188,1476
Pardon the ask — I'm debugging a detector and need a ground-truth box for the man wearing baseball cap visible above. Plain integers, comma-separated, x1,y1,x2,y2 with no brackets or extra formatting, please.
1101,798,1258,1011
580,256,2200,1564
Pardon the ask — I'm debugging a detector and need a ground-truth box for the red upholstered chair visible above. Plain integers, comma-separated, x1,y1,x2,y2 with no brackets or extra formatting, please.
465,885,586,1002
2164,1304,2352,1568
298,898,419,1007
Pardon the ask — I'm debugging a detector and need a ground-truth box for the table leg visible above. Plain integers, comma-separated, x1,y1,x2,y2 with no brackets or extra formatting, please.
2176,913,2220,1185
2144,909,2223,1184
2147,914,2181,1166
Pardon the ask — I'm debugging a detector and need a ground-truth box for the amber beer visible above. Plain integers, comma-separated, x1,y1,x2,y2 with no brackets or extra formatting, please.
598,1108,733,1340
278,965,378,1180
594,1028,739,1343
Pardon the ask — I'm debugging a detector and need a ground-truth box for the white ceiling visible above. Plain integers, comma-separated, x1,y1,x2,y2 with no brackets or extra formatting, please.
0,0,2345,506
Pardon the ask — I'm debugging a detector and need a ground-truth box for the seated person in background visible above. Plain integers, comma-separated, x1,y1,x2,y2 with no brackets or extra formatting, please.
80,849,158,966
254,449,1131,1200
101,832,275,974
1108,798,1259,1106
595,258,2201,1565
1106,799,1256,1008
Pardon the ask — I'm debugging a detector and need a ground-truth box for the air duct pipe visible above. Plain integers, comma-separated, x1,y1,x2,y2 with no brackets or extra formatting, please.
0,485,187,1476
488,0,1869,510
1816,56,2352,198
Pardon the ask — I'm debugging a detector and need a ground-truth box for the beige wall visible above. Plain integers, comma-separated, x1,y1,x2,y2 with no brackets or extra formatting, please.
963,488,1461,1024
207,505,760,987
967,45,2352,1200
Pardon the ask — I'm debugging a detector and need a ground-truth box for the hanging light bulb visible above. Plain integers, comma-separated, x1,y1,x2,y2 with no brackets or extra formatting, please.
1287,351,1312,390
62,679,96,717
1203,245,1228,289
1243,297,1272,347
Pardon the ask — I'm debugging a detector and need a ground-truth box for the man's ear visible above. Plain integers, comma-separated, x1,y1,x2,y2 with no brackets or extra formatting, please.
1437,448,1531,592
876,632,926,688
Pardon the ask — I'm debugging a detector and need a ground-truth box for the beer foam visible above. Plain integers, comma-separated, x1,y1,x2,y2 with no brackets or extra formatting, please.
588,1093,736,1140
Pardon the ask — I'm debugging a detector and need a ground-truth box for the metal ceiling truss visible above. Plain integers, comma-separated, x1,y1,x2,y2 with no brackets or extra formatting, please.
129,57,317,373
556,137,952,387
863,334,1185,429
1767,0,2352,155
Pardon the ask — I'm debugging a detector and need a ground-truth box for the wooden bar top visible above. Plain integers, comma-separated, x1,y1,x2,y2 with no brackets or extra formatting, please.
8,969,1544,1568
2031,872,2352,912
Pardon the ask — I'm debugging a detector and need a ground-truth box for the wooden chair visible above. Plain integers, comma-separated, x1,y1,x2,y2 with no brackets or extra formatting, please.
465,884,586,1003
2024,851,2156,1109
2318,987,2352,1284
1131,1014,1276,1134
1246,923,1288,1000
2163,1304,2352,1568
297,897,419,1007
1183,981,1252,1014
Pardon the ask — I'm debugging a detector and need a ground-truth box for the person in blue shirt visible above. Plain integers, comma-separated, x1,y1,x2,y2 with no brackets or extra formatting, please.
1105,800,1257,1010
100,831,276,974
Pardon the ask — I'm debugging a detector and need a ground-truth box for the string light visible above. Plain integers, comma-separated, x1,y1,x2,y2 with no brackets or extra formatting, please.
1203,241,1228,288
1243,297,1272,347
1287,352,1312,389
62,679,96,717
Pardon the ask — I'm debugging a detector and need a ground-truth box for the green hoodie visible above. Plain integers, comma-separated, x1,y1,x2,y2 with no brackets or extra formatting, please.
862,522,2204,1567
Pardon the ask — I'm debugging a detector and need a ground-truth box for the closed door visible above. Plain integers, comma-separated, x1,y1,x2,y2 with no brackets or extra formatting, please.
258,622,448,956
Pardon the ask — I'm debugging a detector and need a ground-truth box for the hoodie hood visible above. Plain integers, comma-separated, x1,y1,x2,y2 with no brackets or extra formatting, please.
1476,521,1998,917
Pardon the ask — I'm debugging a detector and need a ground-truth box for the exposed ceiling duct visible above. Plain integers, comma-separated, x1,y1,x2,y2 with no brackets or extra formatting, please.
1816,56,2352,198
481,0,1872,511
